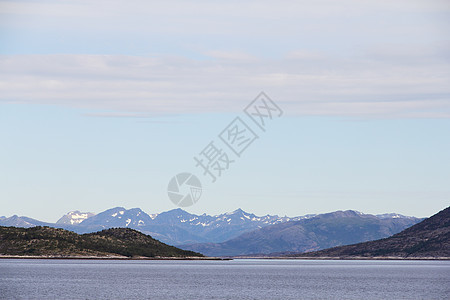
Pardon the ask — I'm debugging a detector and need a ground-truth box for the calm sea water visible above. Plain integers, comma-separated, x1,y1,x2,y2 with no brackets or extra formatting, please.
0,259,449,299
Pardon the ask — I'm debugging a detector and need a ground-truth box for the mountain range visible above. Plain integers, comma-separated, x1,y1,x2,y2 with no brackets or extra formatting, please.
288,206,450,258
179,210,423,256
0,207,318,245
0,207,422,256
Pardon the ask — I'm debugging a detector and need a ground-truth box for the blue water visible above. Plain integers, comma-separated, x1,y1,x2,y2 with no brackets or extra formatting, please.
0,259,449,299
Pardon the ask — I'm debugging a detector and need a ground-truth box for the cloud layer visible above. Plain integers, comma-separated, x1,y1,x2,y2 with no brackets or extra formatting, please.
1,0,449,118
1,48,449,118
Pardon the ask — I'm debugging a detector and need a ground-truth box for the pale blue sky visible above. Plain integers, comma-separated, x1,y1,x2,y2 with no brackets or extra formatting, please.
0,0,449,221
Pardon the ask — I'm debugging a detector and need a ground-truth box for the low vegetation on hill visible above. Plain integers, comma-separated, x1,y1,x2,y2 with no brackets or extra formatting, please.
0,226,203,258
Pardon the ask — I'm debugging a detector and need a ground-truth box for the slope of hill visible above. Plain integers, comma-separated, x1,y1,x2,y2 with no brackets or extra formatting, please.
289,206,450,258
180,210,423,256
0,226,203,258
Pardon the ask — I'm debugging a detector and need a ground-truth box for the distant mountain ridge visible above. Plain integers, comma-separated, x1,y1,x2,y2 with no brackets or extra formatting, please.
0,207,319,245
289,206,450,258
0,215,52,228
0,208,422,252
180,210,423,256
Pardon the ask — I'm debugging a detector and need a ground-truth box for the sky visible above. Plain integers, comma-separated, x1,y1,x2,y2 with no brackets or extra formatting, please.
0,0,449,222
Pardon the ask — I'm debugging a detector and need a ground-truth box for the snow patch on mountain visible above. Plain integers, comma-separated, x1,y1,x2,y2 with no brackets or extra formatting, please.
56,211,96,225
376,213,415,219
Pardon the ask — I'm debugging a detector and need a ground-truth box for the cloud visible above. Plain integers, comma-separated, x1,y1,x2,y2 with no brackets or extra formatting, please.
0,0,449,118
0,48,449,118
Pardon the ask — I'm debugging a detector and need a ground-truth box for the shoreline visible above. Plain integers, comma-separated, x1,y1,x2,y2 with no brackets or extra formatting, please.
1,255,449,261
0,255,231,260
231,256,450,261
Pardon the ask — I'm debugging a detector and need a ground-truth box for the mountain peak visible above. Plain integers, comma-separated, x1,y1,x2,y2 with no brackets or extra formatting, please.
316,210,367,219
56,211,95,225
108,207,126,212
162,208,190,216
78,207,154,228
172,208,188,212
227,208,247,215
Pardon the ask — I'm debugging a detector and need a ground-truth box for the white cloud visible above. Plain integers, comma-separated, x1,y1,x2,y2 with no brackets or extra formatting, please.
1,0,449,118
1,48,449,118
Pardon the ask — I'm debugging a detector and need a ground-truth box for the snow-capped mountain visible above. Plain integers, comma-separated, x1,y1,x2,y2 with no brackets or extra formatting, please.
79,207,154,228
56,210,96,225
180,210,426,257
71,207,315,244
146,208,318,243
159,208,315,227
